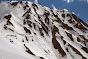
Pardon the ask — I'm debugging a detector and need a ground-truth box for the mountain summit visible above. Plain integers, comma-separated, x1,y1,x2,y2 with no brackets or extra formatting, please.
0,1,88,59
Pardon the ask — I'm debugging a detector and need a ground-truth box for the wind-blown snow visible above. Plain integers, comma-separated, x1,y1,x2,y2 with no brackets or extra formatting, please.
34,0,38,4
64,0,74,3
64,0,88,3
0,1,88,59
52,4,57,10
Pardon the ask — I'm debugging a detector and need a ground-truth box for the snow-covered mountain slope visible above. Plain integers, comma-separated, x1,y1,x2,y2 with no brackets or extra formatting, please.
0,1,88,59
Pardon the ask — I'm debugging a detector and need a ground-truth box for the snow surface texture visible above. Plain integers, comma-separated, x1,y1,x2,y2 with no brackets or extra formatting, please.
0,1,88,59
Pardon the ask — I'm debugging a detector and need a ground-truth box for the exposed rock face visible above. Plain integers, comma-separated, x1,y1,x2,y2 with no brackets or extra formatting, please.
0,1,88,59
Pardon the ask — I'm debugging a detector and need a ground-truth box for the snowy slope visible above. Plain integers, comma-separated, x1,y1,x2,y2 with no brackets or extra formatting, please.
0,1,88,59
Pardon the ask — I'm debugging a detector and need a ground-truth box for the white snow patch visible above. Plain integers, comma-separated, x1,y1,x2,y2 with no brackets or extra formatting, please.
63,9,68,12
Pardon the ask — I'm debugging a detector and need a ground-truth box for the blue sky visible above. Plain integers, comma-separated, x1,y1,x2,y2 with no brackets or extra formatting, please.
0,0,88,23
